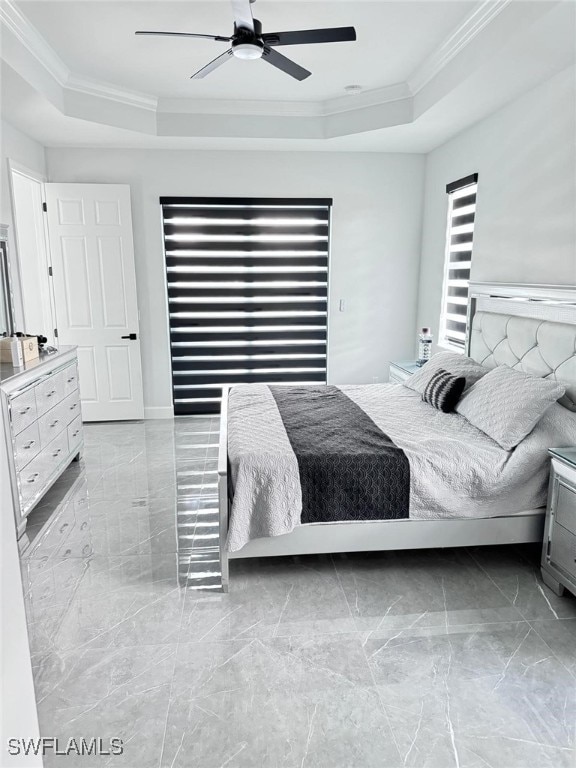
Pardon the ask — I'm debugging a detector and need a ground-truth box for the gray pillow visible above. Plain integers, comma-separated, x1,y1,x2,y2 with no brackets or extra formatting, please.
456,365,566,450
403,351,487,395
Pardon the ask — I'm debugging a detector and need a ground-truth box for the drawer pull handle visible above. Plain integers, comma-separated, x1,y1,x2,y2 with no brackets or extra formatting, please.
46,390,57,397
49,420,59,428
52,449,62,457
23,441,36,449
26,473,39,483
70,403,78,410
72,430,80,437
19,406,31,414
67,377,75,383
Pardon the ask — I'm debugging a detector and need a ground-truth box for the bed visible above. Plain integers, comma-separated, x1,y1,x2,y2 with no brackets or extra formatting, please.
218,282,576,590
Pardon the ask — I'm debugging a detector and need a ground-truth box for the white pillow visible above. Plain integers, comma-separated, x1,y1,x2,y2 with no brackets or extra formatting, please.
403,351,487,395
456,365,566,450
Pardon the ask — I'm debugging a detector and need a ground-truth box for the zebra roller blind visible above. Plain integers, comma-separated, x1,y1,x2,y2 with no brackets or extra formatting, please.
439,174,478,350
161,197,332,414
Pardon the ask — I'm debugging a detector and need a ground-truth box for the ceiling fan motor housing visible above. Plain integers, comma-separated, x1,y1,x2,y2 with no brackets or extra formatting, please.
232,19,264,59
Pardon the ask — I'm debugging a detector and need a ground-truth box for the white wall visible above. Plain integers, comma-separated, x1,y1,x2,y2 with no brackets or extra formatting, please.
45,149,425,415
417,67,576,348
0,120,47,331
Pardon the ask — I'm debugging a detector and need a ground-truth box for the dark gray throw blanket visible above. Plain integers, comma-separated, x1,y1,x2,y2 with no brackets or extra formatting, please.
269,386,410,524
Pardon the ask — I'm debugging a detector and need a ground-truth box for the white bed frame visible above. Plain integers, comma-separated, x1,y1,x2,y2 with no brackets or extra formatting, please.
218,282,576,590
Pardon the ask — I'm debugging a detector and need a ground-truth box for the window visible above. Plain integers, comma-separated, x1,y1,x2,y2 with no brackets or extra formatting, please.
161,196,332,415
439,174,478,351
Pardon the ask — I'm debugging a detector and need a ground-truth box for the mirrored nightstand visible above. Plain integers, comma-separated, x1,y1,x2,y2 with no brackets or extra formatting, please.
541,447,576,597
388,360,422,384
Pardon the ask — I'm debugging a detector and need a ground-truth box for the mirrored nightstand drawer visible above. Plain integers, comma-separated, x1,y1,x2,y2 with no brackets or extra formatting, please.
556,482,576,537
549,522,576,581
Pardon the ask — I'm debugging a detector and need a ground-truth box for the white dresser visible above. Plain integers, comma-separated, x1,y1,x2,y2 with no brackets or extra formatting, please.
1,346,83,536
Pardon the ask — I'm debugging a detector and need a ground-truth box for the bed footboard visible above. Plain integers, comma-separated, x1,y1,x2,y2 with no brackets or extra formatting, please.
218,386,230,592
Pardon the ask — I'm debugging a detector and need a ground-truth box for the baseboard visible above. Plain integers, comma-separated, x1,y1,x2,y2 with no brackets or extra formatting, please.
144,406,174,420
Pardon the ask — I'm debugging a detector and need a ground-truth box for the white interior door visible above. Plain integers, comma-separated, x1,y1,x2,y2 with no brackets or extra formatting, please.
45,183,144,421
10,165,55,344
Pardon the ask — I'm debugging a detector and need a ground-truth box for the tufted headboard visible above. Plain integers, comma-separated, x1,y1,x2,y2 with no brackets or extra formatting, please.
467,283,576,411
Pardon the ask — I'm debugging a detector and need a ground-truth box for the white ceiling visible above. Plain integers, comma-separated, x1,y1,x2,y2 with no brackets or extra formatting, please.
15,1,476,101
1,0,575,151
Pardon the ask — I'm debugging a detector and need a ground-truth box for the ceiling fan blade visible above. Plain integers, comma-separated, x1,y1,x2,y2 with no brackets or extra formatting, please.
262,47,311,81
191,49,234,79
231,0,255,32
262,27,356,47
136,31,231,42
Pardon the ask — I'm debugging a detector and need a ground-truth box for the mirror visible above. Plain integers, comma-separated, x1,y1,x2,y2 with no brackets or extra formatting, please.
0,225,16,338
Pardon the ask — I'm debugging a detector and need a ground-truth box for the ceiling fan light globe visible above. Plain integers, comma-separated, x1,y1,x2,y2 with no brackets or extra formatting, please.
232,42,263,60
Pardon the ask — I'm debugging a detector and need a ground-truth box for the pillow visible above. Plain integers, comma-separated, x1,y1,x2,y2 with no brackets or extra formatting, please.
404,351,487,395
422,369,466,413
456,365,566,450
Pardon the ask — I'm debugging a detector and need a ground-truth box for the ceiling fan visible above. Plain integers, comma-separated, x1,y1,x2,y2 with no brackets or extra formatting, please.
135,0,356,81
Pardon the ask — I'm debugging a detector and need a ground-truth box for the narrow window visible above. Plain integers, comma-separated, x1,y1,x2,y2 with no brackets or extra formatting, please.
439,174,478,351
161,197,332,414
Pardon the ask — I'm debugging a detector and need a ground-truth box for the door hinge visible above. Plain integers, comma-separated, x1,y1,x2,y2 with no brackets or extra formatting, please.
48,266,53,277
42,202,47,213
54,328,59,339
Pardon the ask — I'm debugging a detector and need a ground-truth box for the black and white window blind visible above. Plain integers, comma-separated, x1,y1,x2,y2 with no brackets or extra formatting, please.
161,197,332,415
439,174,478,350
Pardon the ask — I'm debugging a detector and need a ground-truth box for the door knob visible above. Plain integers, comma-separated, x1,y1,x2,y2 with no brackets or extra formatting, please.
121,333,137,340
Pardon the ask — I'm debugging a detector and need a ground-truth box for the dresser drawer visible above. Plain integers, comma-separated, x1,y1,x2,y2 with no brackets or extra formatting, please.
19,431,69,508
19,450,48,507
68,415,82,453
35,372,64,416
62,362,79,397
555,482,576,537
61,390,81,425
14,421,41,471
10,387,38,434
43,430,70,474
549,522,576,581
38,403,66,447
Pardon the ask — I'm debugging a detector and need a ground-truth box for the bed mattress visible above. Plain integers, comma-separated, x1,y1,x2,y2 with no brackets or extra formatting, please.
226,382,576,552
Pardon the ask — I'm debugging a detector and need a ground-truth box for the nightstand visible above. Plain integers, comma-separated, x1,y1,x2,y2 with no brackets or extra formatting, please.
541,447,576,597
388,360,422,384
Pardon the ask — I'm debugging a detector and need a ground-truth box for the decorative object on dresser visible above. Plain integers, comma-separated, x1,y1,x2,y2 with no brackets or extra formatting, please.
541,447,576,597
388,360,420,384
1,346,83,537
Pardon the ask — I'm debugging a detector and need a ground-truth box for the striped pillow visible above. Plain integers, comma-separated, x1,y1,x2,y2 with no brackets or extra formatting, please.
422,369,466,413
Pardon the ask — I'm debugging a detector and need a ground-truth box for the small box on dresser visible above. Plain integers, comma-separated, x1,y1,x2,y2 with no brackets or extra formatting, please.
541,448,576,597
0,346,83,537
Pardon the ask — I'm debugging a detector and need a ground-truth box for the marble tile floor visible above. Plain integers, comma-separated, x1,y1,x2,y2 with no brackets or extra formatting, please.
19,418,576,768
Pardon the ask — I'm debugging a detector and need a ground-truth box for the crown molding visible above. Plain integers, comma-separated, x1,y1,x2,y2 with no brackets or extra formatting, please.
1,0,514,128
157,98,322,118
0,0,68,84
67,74,158,111
1,0,157,111
408,0,513,95
157,82,410,119
325,82,410,115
